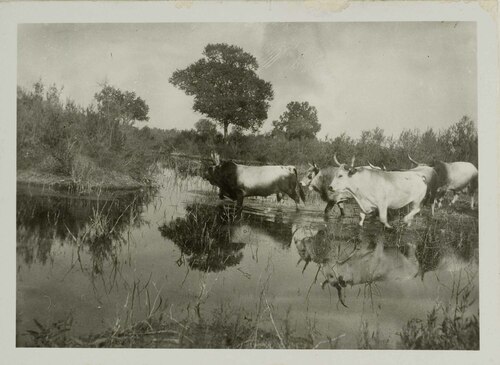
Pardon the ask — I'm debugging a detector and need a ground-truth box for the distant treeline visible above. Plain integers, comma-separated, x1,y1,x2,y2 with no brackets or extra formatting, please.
163,117,478,170
17,81,478,187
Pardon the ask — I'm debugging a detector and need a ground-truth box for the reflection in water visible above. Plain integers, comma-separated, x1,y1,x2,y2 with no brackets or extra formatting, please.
159,204,245,272
291,215,478,307
159,203,297,273
16,169,479,348
17,188,154,274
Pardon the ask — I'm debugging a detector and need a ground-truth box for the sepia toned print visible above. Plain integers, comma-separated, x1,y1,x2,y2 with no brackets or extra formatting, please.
16,22,479,349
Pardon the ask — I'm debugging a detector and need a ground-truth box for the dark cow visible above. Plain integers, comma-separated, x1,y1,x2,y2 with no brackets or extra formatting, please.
408,155,478,209
204,152,306,211
300,163,351,216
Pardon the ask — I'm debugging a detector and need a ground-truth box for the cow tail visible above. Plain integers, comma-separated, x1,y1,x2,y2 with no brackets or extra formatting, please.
294,168,306,203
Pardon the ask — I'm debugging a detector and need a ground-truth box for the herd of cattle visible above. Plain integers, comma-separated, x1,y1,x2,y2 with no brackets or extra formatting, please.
204,152,478,228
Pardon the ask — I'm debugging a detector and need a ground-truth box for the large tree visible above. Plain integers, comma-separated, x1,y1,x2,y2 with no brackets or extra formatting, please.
272,101,321,140
94,84,149,149
94,84,149,127
169,43,274,140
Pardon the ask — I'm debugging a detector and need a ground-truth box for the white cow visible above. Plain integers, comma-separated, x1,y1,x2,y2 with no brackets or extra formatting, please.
329,155,427,228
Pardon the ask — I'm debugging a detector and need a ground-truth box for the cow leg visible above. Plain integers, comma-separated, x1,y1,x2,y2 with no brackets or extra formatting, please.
324,201,336,215
431,199,436,216
276,193,284,211
378,207,392,229
403,203,421,226
287,190,301,211
337,202,345,217
450,191,459,205
235,193,244,215
359,212,366,226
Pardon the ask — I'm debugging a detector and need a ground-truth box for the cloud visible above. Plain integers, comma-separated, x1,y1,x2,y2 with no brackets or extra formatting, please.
18,22,476,138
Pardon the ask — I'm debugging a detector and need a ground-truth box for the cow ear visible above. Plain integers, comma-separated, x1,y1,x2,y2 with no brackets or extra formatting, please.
348,167,358,176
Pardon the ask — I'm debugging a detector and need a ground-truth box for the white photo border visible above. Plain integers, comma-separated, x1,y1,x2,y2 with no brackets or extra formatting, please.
0,2,497,364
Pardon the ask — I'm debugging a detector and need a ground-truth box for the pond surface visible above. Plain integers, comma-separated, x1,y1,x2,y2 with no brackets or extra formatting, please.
16,169,479,348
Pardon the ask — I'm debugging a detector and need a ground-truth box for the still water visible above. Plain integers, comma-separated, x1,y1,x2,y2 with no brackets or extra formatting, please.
16,169,479,348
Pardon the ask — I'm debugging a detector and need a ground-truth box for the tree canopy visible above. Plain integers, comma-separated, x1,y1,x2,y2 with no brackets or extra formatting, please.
94,84,149,127
272,101,321,140
169,43,274,140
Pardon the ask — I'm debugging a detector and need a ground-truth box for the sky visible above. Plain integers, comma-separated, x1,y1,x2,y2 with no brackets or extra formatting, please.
17,22,476,139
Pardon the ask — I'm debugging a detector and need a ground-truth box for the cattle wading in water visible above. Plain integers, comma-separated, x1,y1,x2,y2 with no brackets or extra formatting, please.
300,163,351,216
329,155,428,229
371,156,440,216
300,161,386,217
204,152,306,212
408,155,478,210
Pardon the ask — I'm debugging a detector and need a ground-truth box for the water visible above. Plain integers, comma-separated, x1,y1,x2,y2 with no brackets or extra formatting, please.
16,169,479,348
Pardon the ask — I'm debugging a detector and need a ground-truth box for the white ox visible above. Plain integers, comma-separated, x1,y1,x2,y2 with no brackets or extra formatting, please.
328,155,428,228
408,155,478,209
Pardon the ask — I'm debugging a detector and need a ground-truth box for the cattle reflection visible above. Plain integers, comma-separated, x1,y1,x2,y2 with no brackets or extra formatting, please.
291,223,419,307
291,217,477,308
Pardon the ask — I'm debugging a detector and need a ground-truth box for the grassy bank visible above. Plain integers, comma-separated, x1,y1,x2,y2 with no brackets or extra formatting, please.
17,168,145,193
22,293,478,349
17,83,165,193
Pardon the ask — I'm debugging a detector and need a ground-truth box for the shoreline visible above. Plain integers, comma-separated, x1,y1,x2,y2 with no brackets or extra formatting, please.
17,169,147,194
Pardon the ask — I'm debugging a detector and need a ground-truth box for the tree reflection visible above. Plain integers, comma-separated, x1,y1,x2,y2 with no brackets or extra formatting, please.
16,188,154,273
159,203,245,273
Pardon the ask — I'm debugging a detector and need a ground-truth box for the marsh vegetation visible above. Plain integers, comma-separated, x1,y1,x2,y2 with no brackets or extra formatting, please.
17,166,479,349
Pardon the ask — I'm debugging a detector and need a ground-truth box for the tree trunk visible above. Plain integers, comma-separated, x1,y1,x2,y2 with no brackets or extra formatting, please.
223,122,229,143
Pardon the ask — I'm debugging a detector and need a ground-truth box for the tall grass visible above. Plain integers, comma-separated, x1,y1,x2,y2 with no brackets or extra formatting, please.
17,83,163,190
398,273,478,350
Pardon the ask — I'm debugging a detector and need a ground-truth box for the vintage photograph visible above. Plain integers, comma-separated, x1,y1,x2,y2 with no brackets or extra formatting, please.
16,21,480,350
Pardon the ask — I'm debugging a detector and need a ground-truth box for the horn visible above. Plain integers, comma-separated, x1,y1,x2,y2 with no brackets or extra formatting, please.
334,281,348,308
408,153,420,166
350,156,356,169
382,164,387,171
368,161,377,169
336,243,358,265
333,153,341,166
302,260,310,273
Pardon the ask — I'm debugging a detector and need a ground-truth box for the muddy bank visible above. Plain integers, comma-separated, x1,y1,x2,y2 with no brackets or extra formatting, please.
17,169,147,193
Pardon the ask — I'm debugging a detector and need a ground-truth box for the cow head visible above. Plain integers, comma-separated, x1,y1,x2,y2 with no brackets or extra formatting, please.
300,162,320,188
291,224,322,272
203,152,222,185
329,154,358,192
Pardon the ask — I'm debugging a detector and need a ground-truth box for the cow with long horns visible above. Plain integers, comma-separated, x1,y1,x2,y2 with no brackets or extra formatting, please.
408,154,478,209
204,152,306,211
329,155,428,228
